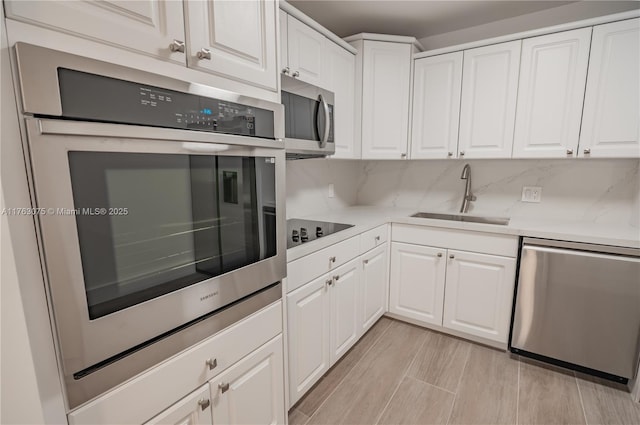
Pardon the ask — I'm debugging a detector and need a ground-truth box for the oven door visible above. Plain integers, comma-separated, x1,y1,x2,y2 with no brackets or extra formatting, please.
26,118,285,401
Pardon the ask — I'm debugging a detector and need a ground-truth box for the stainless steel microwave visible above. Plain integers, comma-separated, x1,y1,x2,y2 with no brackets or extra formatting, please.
14,43,286,409
281,75,335,158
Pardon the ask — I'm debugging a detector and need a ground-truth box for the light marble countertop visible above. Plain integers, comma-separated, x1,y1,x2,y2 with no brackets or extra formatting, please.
287,206,640,262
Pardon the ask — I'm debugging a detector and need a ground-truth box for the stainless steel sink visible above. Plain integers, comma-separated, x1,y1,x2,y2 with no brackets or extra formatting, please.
411,212,510,226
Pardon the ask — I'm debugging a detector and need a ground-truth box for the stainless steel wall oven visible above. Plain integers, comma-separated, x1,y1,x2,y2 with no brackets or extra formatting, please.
14,43,286,409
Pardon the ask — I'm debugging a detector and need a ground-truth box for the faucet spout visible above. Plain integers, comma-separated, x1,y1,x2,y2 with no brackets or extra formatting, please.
459,164,476,213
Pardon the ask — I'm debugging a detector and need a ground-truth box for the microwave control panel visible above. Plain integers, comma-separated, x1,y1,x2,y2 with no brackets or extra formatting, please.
56,68,274,139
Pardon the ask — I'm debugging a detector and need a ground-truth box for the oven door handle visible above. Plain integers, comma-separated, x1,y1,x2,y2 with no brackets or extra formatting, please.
181,142,230,153
317,94,330,148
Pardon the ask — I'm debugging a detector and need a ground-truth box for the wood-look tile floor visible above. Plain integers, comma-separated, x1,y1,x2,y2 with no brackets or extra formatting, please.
288,317,640,425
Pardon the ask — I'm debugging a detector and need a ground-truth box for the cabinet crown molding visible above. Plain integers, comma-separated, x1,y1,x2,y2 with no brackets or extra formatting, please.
344,32,424,51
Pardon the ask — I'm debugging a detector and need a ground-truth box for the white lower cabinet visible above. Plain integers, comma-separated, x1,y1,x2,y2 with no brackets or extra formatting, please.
360,244,389,333
211,336,285,425
330,259,360,364
145,385,212,425
389,243,445,326
442,250,516,343
389,225,518,346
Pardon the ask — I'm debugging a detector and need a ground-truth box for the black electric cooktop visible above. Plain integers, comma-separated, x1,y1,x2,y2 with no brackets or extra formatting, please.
286,219,354,249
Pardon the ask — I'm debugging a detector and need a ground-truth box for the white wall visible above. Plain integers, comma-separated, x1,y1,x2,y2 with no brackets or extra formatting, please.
356,159,639,226
418,1,640,50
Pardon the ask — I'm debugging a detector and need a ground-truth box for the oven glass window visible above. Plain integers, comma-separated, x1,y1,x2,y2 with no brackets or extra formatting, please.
68,152,277,319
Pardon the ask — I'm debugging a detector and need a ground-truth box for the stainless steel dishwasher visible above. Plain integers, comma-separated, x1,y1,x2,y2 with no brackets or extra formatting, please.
511,238,640,383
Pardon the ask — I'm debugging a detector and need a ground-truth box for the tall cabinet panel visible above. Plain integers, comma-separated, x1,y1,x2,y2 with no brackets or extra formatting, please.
361,41,413,159
326,42,358,159
458,40,521,158
580,18,640,158
185,0,278,91
513,28,592,158
286,15,326,86
4,0,186,64
360,244,388,333
410,52,463,159
329,259,360,364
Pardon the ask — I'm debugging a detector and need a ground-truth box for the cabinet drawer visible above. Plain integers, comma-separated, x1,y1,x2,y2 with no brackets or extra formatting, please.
68,302,282,425
360,224,388,253
392,224,518,257
287,235,360,293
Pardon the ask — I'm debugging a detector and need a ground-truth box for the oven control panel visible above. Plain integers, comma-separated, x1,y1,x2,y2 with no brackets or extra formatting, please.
57,68,275,139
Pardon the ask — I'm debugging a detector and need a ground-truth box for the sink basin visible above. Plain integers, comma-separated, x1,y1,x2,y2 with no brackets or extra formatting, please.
411,212,510,226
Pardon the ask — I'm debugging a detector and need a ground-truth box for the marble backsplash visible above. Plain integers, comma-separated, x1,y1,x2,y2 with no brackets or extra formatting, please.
286,158,640,227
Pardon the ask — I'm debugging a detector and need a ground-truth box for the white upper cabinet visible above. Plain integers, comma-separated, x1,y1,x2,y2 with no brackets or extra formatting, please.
279,9,288,73
459,40,521,158
580,18,640,158
326,41,358,159
360,40,413,159
4,0,186,64
513,28,592,158
285,15,326,86
410,52,463,159
185,0,278,91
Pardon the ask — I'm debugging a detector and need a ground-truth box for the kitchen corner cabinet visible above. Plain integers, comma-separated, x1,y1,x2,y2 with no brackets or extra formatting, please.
458,40,521,159
184,0,278,91
281,14,326,86
351,38,415,159
390,225,517,345
579,18,640,158
513,28,592,159
410,52,463,159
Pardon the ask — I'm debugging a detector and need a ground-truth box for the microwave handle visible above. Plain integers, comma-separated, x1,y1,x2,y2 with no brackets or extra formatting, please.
318,94,330,148
181,142,230,153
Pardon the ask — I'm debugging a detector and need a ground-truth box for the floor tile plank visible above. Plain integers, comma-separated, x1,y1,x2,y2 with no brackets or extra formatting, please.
448,344,519,424
518,359,586,425
576,373,640,425
377,376,454,425
296,317,393,417
288,408,310,425
407,330,471,393
306,320,426,425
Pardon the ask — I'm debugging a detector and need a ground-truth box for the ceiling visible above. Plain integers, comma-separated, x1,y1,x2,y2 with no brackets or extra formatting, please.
286,1,636,40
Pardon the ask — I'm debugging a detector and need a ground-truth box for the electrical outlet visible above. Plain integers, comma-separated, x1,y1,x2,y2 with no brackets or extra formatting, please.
522,186,542,203
328,183,335,198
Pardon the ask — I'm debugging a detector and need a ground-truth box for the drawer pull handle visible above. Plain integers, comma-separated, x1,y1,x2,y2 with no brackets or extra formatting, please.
219,382,230,393
329,256,336,263
206,358,218,370
449,254,455,259
326,279,333,286
566,148,573,155
437,253,443,258
584,148,591,155
374,236,380,241
198,398,210,410
333,275,340,281
363,259,369,265
169,39,185,53
197,48,212,60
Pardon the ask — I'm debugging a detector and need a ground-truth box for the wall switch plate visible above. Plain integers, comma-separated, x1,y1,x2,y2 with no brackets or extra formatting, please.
522,186,542,203
328,183,335,198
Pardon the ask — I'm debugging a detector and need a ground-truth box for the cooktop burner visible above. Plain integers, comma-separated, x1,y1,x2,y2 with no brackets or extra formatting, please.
286,219,354,249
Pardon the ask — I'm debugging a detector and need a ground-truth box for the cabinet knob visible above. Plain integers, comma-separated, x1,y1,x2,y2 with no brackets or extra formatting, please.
197,48,212,60
169,39,185,53
333,275,340,281
329,256,336,263
282,66,290,75
326,279,333,286
198,398,210,410
363,259,369,265
566,148,574,155
401,153,407,158
219,382,230,393
459,151,465,156
437,253,443,258
449,254,455,259
583,148,591,155
447,152,453,157
374,236,380,242
292,70,300,77
205,358,217,370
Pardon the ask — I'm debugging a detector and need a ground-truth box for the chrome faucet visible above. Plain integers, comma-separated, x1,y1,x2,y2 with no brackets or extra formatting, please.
459,163,476,213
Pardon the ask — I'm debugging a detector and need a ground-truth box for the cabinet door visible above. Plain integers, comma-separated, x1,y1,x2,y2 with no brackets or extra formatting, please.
443,250,516,344
286,276,330,405
326,42,358,159
185,0,278,91
360,244,389,333
279,9,288,74
286,15,325,86
330,258,360,364
4,0,185,64
145,385,211,425
389,242,446,326
579,18,640,158
459,41,521,158
411,52,463,159
211,336,285,425
513,28,591,158
361,41,412,159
